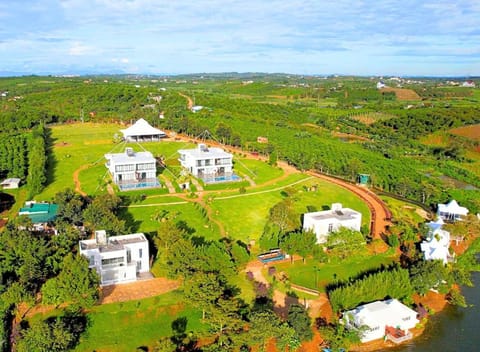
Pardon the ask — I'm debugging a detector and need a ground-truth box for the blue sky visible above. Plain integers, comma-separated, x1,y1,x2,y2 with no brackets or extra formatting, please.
1,0,479,76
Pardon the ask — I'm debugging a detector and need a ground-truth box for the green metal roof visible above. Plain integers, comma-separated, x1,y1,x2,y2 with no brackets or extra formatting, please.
19,203,58,223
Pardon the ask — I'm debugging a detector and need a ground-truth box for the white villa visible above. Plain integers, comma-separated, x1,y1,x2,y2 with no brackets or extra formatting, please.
437,200,469,222
420,218,452,264
178,144,234,183
303,203,362,244
79,230,150,286
344,299,419,343
105,147,159,190
120,118,166,142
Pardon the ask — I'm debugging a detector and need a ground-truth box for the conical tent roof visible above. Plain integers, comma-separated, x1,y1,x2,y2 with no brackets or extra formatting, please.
121,118,165,137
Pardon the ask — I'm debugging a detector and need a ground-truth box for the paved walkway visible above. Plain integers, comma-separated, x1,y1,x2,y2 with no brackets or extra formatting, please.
159,174,175,193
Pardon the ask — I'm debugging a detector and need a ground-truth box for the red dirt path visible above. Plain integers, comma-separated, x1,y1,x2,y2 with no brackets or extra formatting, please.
307,171,392,240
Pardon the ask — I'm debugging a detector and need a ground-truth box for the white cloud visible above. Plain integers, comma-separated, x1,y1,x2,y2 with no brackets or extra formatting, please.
68,42,93,56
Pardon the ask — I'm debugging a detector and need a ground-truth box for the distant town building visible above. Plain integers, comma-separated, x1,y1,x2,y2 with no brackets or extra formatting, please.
79,230,150,286
302,203,362,243
120,118,166,142
462,80,476,88
105,148,159,191
376,81,386,89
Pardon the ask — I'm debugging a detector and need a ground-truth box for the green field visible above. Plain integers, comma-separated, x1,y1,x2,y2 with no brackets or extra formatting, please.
270,253,395,292
210,175,371,242
73,292,206,352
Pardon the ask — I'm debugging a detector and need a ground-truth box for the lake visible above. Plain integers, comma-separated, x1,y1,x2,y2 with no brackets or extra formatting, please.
392,271,480,352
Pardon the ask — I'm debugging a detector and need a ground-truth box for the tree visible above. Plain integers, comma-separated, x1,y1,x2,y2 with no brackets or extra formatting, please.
268,199,299,235
409,260,451,295
16,317,76,352
280,230,317,263
41,253,99,308
326,227,366,259
184,272,223,319
287,304,313,341
54,189,87,225
83,194,125,235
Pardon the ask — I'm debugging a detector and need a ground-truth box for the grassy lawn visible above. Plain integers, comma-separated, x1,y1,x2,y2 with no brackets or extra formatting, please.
124,201,221,240
40,123,196,200
73,291,206,352
380,196,427,225
233,158,284,185
40,123,121,200
209,175,370,243
272,253,395,292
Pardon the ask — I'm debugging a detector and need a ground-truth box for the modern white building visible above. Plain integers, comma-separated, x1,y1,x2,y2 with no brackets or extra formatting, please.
420,218,452,264
79,230,150,286
437,200,469,222
344,299,419,343
178,144,234,183
302,203,362,243
105,147,159,190
120,118,166,142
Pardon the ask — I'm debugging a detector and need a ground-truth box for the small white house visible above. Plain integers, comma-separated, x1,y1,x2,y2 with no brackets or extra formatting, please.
437,200,469,222
120,118,166,142
344,299,419,343
1,178,21,189
302,203,362,243
79,230,150,286
376,81,386,89
105,148,158,190
420,218,452,264
178,144,234,183
191,105,204,113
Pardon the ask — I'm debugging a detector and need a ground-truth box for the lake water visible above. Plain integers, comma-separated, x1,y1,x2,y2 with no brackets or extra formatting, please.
391,271,480,352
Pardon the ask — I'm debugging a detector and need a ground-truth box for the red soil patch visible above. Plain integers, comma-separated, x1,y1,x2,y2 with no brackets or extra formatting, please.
449,124,480,141
380,87,421,100
100,277,180,304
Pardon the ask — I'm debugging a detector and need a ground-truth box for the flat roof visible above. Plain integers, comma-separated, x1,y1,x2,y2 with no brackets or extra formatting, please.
305,208,360,222
178,146,232,159
105,150,155,164
80,233,147,252
1,178,21,185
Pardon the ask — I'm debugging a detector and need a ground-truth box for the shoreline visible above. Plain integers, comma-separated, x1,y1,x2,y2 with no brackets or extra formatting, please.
348,235,478,352
349,290,448,352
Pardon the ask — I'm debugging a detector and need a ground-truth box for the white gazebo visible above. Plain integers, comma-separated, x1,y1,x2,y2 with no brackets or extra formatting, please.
437,200,469,222
121,118,166,142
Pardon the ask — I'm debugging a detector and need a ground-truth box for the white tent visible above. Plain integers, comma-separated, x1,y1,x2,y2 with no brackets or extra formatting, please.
121,118,166,142
437,200,469,222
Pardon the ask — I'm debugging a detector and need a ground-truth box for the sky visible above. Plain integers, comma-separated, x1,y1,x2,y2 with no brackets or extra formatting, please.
0,0,479,76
